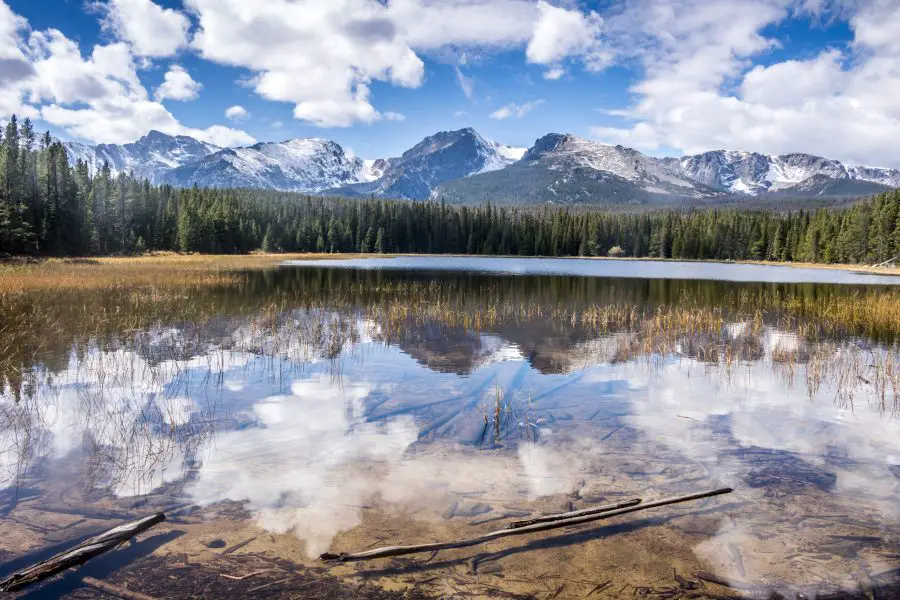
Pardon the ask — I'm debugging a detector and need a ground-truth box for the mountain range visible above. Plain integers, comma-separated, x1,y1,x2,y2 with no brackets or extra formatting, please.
62,128,900,205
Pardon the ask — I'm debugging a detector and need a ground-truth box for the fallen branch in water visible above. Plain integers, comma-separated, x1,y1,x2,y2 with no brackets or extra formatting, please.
320,488,732,563
81,576,160,600
504,498,641,529
0,513,166,592
696,571,764,593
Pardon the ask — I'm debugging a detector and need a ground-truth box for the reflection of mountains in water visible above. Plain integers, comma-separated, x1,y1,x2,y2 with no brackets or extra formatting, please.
4,265,897,396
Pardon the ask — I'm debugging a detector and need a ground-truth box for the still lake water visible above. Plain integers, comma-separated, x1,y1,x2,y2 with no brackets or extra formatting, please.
1,258,899,598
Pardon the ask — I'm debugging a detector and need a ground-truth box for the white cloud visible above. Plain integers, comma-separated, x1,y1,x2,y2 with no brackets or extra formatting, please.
455,65,474,101
382,111,406,121
591,0,900,168
225,104,249,121
185,0,607,128
0,3,254,147
526,0,604,66
851,0,900,55
591,122,661,150
100,0,190,58
490,99,544,120
0,3,35,117
543,66,565,80
154,65,202,102
189,124,255,147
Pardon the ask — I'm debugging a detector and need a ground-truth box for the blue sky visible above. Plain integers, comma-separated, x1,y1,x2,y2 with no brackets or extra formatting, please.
1,0,899,167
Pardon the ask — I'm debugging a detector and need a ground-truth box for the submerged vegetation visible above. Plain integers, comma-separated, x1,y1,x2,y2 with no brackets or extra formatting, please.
1,264,898,416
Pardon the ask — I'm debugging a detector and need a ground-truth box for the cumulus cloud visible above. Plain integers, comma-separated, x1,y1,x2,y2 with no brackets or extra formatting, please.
154,65,202,102
225,104,249,121
0,2,253,146
490,99,544,120
382,111,406,121
0,3,35,117
591,0,900,167
526,0,604,67
185,0,605,128
188,124,255,147
543,66,565,80
100,0,190,58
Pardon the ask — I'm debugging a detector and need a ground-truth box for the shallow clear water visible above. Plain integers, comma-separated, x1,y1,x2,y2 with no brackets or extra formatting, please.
286,255,900,285
2,260,899,598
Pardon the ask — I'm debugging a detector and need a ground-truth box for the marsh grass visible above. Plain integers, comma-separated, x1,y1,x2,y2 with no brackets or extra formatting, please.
2,262,899,413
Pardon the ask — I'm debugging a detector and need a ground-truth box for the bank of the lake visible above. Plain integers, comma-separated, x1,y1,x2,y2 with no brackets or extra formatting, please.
1,252,899,293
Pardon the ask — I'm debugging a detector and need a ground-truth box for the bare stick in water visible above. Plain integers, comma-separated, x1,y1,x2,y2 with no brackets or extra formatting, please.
504,498,641,529
0,513,166,592
81,576,160,600
320,488,732,562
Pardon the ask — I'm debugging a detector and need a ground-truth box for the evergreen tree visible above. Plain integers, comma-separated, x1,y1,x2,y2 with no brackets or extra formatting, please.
374,227,385,254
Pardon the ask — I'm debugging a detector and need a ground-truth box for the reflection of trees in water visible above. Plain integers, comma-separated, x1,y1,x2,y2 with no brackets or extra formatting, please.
4,266,899,386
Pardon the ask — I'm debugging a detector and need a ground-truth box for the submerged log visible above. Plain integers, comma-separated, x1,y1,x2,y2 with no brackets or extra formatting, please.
504,498,641,529
81,576,159,600
0,513,165,592
321,488,732,562
696,571,761,592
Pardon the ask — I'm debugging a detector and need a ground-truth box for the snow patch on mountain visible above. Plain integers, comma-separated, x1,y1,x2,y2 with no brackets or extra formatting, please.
477,140,527,174
671,150,900,196
62,131,220,182
341,128,527,200
524,134,711,197
164,138,373,192
361,158,390,182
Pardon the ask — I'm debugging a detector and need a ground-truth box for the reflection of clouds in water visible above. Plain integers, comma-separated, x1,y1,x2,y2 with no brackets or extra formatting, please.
186,377,419,557
764,330,800,354
615,349,900,588
625,354,900,493
0,343,258,494
154,396,195,428
517,440,586,498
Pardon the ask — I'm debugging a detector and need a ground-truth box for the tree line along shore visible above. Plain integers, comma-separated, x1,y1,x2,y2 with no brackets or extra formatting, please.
1,116,899,266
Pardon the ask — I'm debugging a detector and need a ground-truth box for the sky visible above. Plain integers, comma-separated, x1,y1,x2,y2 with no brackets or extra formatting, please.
0,0,899,167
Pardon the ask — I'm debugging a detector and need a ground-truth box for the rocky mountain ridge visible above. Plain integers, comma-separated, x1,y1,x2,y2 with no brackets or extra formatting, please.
62,129,899,204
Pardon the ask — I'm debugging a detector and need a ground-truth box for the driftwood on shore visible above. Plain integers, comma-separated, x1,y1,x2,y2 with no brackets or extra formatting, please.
0,513,166,592
320,488,732,562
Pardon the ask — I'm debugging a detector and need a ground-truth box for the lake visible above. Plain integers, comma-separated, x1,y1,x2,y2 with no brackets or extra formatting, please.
1,258,899,599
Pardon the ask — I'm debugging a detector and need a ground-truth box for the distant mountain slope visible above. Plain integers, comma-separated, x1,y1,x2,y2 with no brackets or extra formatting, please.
162,138,376,192
333,128,525,200
665,150,900,196
434,134,722,205
766,173,892,198
63,131,220,182
61,128,898,204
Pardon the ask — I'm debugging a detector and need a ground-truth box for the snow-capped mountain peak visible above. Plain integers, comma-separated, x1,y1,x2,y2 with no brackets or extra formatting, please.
61,127,899,203
524,133,711,196
163,137,373,192
62,130,220,182
668,149,900,195
336,128,526,200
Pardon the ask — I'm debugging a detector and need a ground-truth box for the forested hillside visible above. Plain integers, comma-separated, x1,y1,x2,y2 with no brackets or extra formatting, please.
1,117,898,264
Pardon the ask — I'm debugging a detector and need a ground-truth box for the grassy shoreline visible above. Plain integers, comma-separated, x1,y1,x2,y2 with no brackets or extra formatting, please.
1,252,898,292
